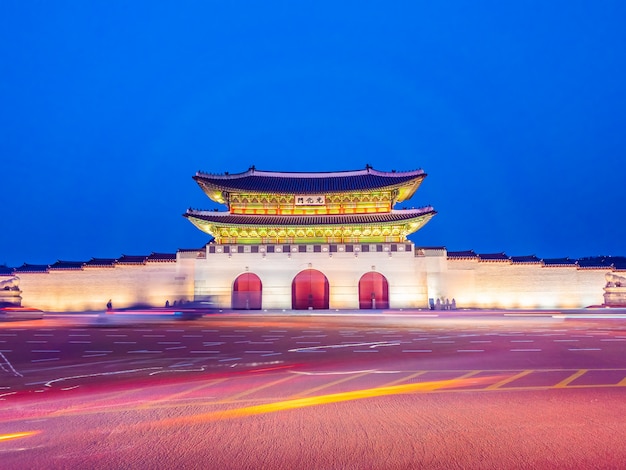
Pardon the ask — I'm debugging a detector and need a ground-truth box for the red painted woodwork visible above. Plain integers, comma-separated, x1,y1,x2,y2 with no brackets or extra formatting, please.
292,269,329,310
232,272,262,310
358,272,389,309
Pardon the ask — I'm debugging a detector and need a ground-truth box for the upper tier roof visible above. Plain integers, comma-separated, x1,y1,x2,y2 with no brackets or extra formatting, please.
194,166,426,203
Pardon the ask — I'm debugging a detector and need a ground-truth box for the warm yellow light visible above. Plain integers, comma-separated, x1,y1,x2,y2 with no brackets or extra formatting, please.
0,431,40,441
151,375,501,426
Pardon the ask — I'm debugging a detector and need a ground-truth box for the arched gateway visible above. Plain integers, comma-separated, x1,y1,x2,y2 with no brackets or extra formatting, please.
292,269,329,310
232,273,262,309
358,272,389,309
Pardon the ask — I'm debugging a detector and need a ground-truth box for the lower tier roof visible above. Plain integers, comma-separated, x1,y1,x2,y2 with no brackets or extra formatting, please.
185,208,435,226
184,208,436,243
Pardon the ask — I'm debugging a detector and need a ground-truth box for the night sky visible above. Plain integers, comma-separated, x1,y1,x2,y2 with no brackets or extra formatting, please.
2,2,625,268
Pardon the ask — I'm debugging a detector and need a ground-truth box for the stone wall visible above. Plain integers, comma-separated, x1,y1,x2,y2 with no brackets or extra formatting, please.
17,259,194,312
440,258,606,309
14,246,609,312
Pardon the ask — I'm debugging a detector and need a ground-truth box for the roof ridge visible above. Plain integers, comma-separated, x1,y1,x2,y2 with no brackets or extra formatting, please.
196,166,425,179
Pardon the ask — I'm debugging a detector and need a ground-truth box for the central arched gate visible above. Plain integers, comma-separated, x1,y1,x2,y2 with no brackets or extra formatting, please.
292,269,329,310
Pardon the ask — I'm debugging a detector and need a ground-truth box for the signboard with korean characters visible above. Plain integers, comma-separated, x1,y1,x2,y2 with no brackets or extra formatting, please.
295,195,326,206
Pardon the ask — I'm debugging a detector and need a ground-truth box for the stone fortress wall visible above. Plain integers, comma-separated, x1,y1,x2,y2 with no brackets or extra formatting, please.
4,244,618,312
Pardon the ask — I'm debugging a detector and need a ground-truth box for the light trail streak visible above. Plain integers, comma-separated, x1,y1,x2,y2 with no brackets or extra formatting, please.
289,340,400,352
149,375,502,426
0,431,40,441
43,367,164,387
0,351,22,377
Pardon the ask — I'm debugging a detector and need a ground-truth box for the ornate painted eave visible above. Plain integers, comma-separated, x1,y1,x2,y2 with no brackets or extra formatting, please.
184,207,436,244
194,166,426,205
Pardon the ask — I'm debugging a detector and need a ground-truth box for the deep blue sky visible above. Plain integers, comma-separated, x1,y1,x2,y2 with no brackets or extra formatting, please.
2,2,625,267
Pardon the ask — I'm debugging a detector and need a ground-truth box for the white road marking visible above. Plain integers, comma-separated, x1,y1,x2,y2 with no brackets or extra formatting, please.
42,367,163,387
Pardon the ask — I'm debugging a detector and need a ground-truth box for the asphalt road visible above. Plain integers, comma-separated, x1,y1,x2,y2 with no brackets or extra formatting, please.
1,311,626,469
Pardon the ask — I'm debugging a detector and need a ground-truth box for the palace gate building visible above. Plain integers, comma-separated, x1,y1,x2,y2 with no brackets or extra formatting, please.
5,166,621,312
184,166,436,310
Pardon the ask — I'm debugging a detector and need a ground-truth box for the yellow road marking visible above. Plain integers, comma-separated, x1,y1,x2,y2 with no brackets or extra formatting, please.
293,371,372,398
453,370,481,382
555,369,588,388
139,378,228,409
380,371,428,388
227,374,296,400
150,375,498,426
486,370,534,390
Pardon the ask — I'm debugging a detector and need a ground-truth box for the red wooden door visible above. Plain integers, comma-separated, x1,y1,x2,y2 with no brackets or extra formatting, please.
358,272,389,309
232,273,262,310
292,269,329,310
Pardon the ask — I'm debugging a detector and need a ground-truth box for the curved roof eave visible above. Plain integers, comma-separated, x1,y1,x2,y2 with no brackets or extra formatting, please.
184,208,436,227
193,166,427,198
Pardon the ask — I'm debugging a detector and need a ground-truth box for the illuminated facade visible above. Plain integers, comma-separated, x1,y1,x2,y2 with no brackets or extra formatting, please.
6,166,621,312
182,166,436,310
185,166,436,245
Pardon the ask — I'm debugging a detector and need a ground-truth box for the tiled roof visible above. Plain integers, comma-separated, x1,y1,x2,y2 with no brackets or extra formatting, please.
14,263,49,273
49,260,86,270
478,252,509,261
613,258,626,270
194,166,426,194
577,256,616,269
84,258,117,267
510,255,541,264
447,250,478,259
116,255,148,265
185,208,435,226
147,252,177,262
0,265,15,275
542,258,577,266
